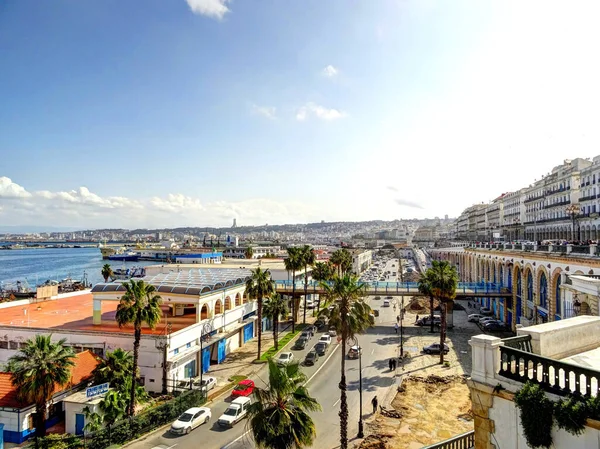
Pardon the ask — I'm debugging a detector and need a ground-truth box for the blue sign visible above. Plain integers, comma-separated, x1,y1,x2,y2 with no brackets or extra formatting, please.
86,383,109,399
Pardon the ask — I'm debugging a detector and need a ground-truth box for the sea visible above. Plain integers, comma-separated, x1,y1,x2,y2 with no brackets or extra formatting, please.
0,246,162,288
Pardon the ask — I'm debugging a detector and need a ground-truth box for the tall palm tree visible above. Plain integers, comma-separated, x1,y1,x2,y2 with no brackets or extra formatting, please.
330,249,353,277
262,293,288,351
7,335,75,437
318,275,372,449
248,359,321,449
417,270,436,334
246,267,275,360
329,249,344,278
426,260,458,364
284,247,303,331
245,246,254,259
101,263,113,283
115,279,162,416
92,348,133,392
311,262,334,314
300,245,316,324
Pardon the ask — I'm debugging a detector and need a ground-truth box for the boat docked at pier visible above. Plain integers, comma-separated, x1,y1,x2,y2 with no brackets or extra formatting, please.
108,250,139,262
111,266,146,280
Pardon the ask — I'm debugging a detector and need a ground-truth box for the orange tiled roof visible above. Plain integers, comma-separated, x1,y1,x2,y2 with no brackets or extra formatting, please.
0,350,100,408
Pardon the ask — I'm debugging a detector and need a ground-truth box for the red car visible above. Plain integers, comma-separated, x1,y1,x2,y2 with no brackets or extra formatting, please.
231,379,255,398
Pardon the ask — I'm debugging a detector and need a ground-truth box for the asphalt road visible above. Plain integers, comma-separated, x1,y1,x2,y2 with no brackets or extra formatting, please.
129,281,400,449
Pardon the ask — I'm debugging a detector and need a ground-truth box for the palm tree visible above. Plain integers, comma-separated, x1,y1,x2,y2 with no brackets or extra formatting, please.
245,246,254,259
82,405,102,437
101,263,113,283
115,279,162,416
417,270,436,334
248,359,321,449
330,249,353,277
311,262,334,314
425,260,458,364
318,275,372,449
300,245,316,324
98,389,127,442
92,348,133,392
262,293,288,351
246,267,275,360
7,335,75,437
284,247,303,331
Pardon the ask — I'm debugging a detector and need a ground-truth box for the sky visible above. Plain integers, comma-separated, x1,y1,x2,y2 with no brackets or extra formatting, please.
2,0,600,230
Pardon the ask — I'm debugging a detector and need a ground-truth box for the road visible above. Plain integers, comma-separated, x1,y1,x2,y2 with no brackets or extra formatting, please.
129,291,400,449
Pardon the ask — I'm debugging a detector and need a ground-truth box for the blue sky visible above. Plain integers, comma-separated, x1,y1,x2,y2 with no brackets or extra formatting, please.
2,0,600,229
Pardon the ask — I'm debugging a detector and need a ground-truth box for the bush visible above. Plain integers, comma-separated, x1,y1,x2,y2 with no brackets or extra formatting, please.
554,396,589,436
514,382,554,449
35,434,82,449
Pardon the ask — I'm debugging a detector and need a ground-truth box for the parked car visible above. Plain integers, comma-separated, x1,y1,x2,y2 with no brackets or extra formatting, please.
416,316,441,327
484,322,506,332
479,316,498,324
423,343,450,355
304,350,319,366
231,379,255,398
300,330,312,340
314,342,328,356
467,313,484,322
275,352,294,366
170,407,211,434
319,334,332,345
382,299,391,307
479,307,493,316
218,397,251,427
347,345,361,359
193,376,217,392
306,325,318,335
293,337,308,350
328,327,337,337
314,319,327,329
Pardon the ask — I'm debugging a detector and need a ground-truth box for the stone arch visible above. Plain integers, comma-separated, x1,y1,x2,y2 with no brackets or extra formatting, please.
224,296,232,311
235,292,242,307
499,263,505,288
214,299,223,315
512,263,523,328
243,293,249,304
550,267,562,319
536,265,549,309
200,303,209,320
523,265,535,318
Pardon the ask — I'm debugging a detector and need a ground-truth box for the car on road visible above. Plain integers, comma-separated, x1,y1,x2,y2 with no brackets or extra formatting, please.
314,342,328,356
382,299,390,307
467,314,484,322
293,337,308,350
314,318,327,329
347,345,361,359
319,334,332,345
306,325,318,335
218,397,251,427
416,316,441,327
300,330,312,340
231,379,255,398
328,328,337,337
479,316,498,324
479,307,493,316
423,343,450,355
275,352,294,366
193,376,217,392
170,407,211,434
483,322,506,332
304,350,319,366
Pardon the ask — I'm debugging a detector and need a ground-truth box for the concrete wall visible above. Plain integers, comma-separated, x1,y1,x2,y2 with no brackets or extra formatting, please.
64,402,99,435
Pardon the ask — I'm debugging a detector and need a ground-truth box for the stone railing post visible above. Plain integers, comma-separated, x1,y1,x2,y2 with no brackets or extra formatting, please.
533,244,538,251
548,244,554,253
469,335,504,386
567,244,573,254
590,244,597,256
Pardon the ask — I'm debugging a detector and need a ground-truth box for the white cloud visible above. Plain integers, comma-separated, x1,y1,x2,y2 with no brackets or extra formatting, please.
322,65,338,78
185,0,230,20
150,194,204,213
250,104,277,119
296,102,346,121
0,177,31,198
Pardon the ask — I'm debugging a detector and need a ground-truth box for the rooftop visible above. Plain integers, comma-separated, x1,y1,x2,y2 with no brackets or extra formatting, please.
0,292,193,335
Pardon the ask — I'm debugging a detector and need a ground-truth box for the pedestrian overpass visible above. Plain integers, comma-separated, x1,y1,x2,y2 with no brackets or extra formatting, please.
274,281,511,298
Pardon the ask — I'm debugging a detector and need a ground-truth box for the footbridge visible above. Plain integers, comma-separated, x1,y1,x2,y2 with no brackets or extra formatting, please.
274,281,511,298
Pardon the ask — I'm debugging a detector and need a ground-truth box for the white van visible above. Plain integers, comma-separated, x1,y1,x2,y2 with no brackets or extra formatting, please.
218,397,251,427
383,299,390,307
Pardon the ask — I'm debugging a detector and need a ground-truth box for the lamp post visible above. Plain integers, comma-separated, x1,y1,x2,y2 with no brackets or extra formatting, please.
566,203,580,242
573,296,582,317
351,336,364,438
399,298,404,359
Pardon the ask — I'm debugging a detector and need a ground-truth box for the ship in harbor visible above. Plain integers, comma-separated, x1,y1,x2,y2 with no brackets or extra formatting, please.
108,250,139,261
111,266,146,280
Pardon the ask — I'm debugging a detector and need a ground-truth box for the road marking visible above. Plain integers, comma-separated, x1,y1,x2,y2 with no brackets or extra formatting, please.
221,342,340,449
371,348,375,355
332,398,340,408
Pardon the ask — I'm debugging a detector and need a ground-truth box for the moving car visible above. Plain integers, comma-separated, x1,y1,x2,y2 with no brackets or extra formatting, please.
275,352,294,366
170,407,211,434
293,337,308,350
328,328,337,337
416,316,441,327
231,379,255,398
304,350,319,366
193,376,217,392
423,343,450,355
314,342,328,356
319,334,332,345
382,299,390,307
218,397,251,427
347,345,361,359
300,330,313,339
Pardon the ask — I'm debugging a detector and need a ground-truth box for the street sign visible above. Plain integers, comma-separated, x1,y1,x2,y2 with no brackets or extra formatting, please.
86,383,109,399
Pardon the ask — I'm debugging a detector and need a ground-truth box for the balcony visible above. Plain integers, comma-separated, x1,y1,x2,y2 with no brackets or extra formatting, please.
579,194,598,202
543,199,570,209
524,195,545,204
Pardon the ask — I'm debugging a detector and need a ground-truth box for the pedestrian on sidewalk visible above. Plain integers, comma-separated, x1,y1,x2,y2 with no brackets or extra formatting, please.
372,396,378,414
392,358,397,370
415,314,419,323
388,358,393,371
394,323,399,334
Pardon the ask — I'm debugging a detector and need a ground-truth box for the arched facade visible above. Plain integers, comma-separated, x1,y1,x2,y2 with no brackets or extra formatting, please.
224,296,232,311
235,293,242,307
200,304,209,320
214,299,223,315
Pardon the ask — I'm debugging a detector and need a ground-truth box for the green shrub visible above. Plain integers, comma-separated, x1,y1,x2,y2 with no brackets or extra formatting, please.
554,396,589,436
514,381,554,449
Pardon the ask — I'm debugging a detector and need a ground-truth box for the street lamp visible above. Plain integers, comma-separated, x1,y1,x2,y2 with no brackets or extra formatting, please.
351,336,364,438
573,296,582,316
566,203,580,242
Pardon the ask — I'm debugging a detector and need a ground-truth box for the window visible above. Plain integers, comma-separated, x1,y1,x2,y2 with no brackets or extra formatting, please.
186,342,191,348
173,348,179,355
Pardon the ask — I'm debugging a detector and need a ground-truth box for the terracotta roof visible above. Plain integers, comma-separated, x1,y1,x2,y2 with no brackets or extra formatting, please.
0,350,100,409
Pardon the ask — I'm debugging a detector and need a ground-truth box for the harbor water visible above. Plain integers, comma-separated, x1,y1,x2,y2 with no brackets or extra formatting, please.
0,247,162,287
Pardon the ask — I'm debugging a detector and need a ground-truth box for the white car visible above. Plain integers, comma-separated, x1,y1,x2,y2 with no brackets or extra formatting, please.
467,314,483,322
382,299,390,307
319,334,332,345
170,407,211,434
218,397,252,427
276,352,294,365
193,376,217,391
